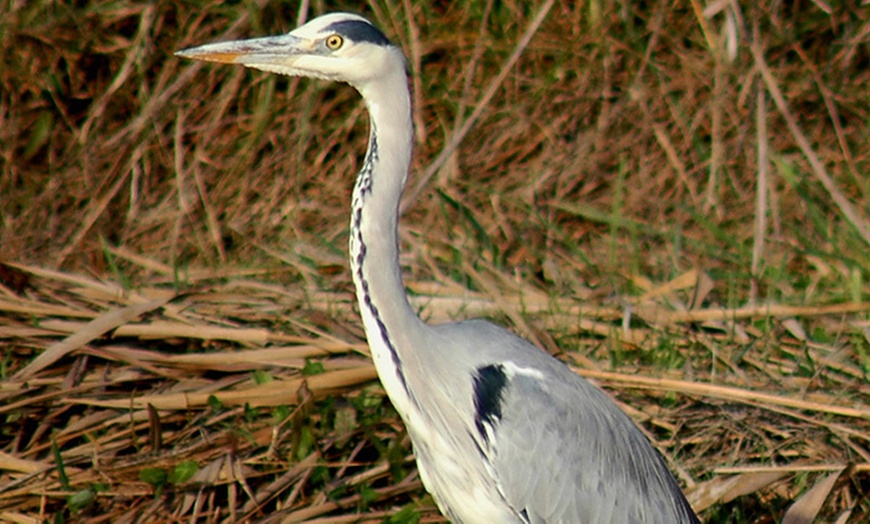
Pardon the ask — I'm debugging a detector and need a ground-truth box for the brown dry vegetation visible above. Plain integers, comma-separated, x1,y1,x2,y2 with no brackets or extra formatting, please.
1,0,869,522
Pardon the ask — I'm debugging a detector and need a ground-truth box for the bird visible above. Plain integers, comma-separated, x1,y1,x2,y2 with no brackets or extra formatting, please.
177,12,700,523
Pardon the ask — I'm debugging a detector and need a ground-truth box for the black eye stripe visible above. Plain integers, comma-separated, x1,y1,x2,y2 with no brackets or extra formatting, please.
324,20,392,46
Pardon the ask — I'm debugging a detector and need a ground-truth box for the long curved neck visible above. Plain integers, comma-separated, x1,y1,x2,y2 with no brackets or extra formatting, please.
350,65,421,414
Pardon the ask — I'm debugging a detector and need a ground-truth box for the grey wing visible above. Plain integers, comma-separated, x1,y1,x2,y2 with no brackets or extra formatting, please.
475,352,699,523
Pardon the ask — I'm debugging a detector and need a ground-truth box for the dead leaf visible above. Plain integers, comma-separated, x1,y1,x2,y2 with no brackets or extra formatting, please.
782,467,845,524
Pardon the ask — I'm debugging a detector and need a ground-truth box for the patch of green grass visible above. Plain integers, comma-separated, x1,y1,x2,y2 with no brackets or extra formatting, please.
139,460,199,496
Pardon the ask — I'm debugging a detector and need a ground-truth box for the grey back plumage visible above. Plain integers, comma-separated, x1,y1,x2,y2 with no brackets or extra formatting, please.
412,320,699,523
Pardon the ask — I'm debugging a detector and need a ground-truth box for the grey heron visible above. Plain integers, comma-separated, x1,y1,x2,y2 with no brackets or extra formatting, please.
177,12,700,523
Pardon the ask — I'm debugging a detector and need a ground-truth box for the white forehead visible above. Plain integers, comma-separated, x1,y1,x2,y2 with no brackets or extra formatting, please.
289,12,371,39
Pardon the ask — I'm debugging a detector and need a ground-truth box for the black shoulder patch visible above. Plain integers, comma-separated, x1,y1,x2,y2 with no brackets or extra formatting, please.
326,20,392,46
472,364,508,442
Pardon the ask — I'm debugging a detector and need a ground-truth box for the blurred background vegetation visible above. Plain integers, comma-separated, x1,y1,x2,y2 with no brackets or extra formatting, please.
0,0,868,522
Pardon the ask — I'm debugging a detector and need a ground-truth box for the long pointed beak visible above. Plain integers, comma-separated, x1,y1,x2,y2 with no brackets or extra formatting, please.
175,34,310,66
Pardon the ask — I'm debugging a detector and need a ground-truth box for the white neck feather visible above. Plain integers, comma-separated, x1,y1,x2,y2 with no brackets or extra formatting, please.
348,61,421,416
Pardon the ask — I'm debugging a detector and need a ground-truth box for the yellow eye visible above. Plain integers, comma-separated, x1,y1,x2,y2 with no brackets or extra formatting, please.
325,34,344,50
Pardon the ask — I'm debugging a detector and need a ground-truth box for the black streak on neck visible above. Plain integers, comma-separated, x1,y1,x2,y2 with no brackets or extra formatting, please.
353,131,409,395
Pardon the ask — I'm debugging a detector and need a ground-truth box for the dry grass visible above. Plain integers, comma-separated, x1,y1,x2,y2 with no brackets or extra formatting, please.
1,0,869,522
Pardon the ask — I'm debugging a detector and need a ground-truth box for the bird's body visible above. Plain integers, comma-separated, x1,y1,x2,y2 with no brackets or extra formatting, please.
177,13,699,523
399,319,697,523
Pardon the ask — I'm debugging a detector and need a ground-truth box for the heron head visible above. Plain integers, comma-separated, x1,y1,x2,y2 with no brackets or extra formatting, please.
176,13,404,88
